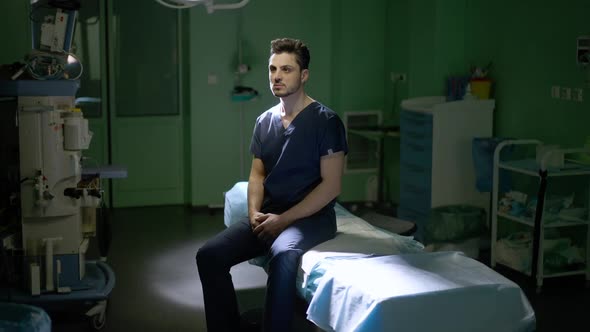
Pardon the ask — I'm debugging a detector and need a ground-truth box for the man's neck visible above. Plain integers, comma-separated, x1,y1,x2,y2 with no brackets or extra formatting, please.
280,91,311,118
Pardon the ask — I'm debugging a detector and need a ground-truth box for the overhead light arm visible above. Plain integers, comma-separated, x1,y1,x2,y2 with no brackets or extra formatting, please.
207,0,249,13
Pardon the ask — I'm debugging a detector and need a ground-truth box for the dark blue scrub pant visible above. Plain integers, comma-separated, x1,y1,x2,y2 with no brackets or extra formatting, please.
196,210,336,332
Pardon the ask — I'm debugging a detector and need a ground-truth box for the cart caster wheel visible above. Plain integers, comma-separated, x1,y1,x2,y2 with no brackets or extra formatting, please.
89,313,106,331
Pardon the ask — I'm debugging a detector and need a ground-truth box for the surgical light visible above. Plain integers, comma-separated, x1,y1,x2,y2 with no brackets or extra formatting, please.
155,0,250,13
155,0,209,9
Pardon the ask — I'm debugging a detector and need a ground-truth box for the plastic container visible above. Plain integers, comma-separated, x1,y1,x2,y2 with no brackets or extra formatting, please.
470,79,492,99
426,205,486,243
446,76,469,101
472,137,513,193
0,303,51,332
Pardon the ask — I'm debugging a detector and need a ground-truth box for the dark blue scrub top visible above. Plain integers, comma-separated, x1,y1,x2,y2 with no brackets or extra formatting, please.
250,101,348,214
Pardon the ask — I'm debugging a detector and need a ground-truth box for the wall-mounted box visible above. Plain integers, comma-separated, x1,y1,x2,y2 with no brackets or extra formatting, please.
577,36,590,66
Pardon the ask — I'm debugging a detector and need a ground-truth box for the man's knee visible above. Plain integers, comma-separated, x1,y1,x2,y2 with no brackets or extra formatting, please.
268,249,302,273
196,243,217,269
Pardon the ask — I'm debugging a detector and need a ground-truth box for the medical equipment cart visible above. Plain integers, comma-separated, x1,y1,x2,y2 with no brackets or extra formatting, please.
397,96,495,241
490,139,590,292
0,78,119,330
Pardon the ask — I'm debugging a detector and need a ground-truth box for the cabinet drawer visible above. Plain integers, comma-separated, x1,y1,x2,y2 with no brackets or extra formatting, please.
400,161,431,188
399,180,431,212
400,111,432,146
400,141,432,168
401,128,433,148
400,110,433,128
401,111,433,140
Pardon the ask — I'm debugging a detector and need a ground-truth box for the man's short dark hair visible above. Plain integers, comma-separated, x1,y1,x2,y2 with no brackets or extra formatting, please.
270,38,310,70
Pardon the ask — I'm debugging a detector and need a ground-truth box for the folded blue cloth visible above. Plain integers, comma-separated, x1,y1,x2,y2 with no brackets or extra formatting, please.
306,252,536,332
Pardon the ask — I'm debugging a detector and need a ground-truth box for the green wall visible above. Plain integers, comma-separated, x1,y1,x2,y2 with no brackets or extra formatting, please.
0,2,30,65
2,0,588,208
382,0,590,204
188,0,388,206
464,0,589,146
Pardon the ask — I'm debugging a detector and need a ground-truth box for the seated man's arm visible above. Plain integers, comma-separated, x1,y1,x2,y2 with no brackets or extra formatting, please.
253,151,345,240
248,157,266,229
282,151,345,223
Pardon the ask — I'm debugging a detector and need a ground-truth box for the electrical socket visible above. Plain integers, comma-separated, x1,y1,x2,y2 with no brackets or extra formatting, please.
561,87,571,100
551,86,560,98
390,72,406,83
207,73,218,85
573,88,584,102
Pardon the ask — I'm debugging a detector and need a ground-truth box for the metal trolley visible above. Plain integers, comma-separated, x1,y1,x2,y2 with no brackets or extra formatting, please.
490,139,590,292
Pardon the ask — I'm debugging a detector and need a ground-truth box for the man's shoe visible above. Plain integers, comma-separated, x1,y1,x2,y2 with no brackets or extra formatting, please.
240,308,263,332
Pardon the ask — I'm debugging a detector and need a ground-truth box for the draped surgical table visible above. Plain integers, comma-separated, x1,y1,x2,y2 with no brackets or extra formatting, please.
224,182,536,332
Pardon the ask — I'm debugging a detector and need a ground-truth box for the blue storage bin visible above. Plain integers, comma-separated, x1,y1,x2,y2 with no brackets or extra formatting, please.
0,303,51,332
472,137,513,192
426,205,487,243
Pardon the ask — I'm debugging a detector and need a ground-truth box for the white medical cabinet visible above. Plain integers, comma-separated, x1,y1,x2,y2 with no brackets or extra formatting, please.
490,140,590,291
397,96,495,241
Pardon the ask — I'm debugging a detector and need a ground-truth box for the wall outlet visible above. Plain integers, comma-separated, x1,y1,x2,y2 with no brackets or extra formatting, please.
207,73,218,85
573,88,584,102
561,87,571,100
391,72,407,83
551,86,560,98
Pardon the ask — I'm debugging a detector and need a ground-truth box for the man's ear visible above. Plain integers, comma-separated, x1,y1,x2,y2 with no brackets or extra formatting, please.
301,69,309,83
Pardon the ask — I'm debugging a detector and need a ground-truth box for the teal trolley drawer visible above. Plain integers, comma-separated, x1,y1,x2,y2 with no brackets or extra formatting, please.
400,161,431,188
399,180,431,212
401,129,432,147
400,110,433,153
400,109,433,127
400,141,432,168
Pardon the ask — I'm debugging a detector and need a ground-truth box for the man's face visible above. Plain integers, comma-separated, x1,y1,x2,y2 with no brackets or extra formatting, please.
268,52,308,98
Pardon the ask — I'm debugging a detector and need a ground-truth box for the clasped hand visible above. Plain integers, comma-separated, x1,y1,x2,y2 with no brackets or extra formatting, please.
250,212,287,243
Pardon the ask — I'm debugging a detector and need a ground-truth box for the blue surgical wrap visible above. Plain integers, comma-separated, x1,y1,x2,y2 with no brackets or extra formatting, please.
306,252,536,332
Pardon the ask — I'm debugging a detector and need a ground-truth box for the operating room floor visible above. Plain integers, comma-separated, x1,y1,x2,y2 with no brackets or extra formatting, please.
49,205,590,332
50,205,317,332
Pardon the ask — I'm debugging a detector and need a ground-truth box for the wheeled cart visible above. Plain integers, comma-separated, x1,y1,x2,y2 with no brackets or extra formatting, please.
0,260,115,330
490,139,590,292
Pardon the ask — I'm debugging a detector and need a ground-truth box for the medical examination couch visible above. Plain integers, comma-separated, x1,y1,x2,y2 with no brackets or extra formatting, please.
224,182,536,332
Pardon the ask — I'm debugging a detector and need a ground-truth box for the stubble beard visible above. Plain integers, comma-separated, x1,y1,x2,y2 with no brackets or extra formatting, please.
271,79,301,98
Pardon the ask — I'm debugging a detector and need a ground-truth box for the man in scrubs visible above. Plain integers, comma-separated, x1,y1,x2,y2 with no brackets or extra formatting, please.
197,38,348,332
